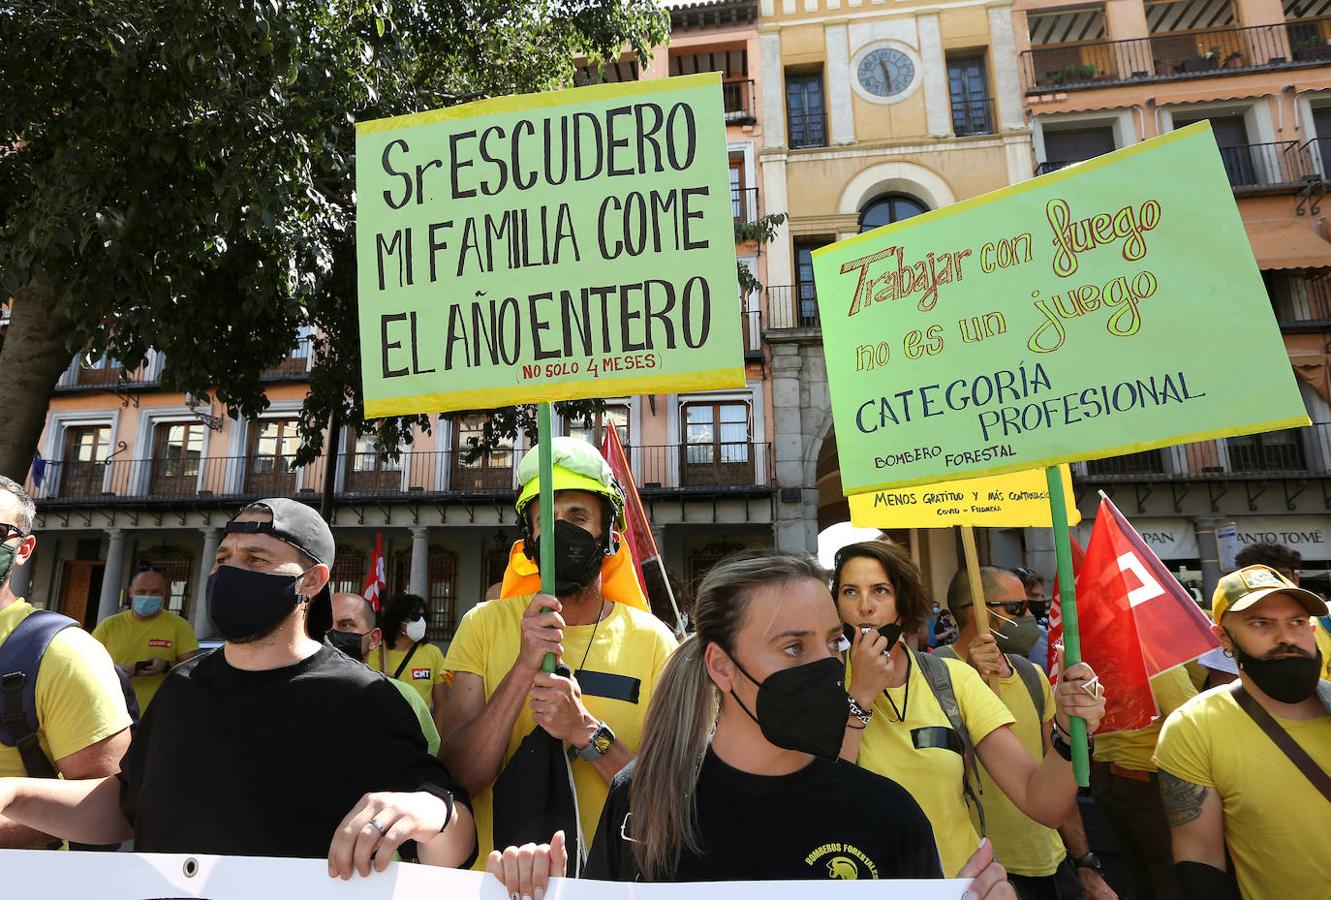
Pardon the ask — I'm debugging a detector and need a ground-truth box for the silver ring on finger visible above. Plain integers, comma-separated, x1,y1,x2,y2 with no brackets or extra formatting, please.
369,818,385,833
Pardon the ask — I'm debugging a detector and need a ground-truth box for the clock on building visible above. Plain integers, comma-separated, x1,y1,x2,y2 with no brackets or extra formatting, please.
856,47,916,98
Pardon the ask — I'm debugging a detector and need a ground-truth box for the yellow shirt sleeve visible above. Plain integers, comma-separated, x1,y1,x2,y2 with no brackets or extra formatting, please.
1154,702,1215,789
1153,665,1200,718
425,643,448,687
36,628,133,763
948,658,1017,743
443,602,495,678
174,615,199,657
1037,663,1056,726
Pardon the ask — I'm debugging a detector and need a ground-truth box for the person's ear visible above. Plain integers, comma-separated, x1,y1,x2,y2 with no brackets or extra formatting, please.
705,641,737,693
15,534,36,567
1212,623,1232,652
299,564,330,599
368,627,383,651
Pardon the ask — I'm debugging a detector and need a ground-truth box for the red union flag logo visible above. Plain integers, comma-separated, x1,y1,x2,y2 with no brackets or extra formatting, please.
147,639,172,649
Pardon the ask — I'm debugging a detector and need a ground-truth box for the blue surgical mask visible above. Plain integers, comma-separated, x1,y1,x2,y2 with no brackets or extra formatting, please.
131,594,165,617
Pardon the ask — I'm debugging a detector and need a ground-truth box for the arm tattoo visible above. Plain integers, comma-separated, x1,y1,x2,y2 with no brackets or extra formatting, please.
1159,771,1209,828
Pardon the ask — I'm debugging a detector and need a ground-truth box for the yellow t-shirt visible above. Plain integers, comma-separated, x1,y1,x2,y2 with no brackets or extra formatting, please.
91,609,199,711
0,600,132,777
1314,618,1331,681
443,594,677,867
854,652,1015,876
1093,665,1198,773
938,649,1064,877
1155,685,1331,898
368,641,449,709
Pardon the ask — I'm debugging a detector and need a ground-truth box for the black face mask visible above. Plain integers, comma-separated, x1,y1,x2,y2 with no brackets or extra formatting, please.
207,565,304,642
1227,630,1323,704
730,655,849,760
526,519,605,597
327,629,366,662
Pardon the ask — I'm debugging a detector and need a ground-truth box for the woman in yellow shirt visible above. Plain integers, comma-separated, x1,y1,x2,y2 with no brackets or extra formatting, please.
369,593,450,734
833,541,1105,876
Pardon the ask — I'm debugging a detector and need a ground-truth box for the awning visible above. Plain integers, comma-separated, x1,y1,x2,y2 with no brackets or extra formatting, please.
1243,219,1331,270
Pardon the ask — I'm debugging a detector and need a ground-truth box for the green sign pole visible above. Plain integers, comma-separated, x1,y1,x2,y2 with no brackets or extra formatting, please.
538,402,558,674
1045,465,1089,786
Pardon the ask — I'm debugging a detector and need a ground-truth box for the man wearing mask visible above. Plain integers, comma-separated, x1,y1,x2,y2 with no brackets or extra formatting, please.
942,567,1116,900
440,438,677,868
0,499,475,878
92,566,199,712
0,476,131,849
329,591,440,757
1155,565,1331,899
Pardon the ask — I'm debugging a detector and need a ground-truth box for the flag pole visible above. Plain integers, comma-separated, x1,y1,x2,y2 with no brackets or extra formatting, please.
960,526,990,636
538,402,558,674
1045,465,1090,787
651,553,687,639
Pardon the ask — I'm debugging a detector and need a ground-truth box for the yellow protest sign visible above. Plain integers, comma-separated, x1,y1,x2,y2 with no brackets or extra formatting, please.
848,466,1081,528
355,74,745,418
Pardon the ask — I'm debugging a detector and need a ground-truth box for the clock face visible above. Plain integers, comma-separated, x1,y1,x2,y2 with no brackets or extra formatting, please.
857,48,915,98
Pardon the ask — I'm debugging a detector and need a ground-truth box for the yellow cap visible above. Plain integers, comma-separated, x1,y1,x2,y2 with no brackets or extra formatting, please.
1211,565,1328,622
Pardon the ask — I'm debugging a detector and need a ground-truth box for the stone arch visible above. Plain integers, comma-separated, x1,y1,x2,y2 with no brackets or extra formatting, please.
815,426,849,534
837,161,957,218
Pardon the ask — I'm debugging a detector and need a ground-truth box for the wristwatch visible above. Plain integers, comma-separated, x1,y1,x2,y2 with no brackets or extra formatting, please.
1073,852,1103,872
848,697,874,728
575,721,616,761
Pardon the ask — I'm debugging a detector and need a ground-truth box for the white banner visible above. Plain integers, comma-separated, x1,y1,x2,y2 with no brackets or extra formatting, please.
1,851,970,899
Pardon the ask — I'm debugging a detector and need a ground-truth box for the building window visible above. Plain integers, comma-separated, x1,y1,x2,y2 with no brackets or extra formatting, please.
61,425,110,498
686,540,750,596
1227,429,1308,473
247,418,300,494
330,548,368,595
149,422,204,496
859,194,928,232
573,59,639,86
786,71,826,149
451,413,514,491
77,352,122,386
682,401,754,486
345,433,403,493
132,548,194,617
947,55,994,136
1173,113,1256,187
1040,125,1116,173
389,546,460,640
794,240,827,327
564,404,630,447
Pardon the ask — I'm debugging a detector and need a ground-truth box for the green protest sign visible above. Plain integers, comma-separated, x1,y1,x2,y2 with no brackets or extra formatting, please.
355,73,745,418
814,123,1309,494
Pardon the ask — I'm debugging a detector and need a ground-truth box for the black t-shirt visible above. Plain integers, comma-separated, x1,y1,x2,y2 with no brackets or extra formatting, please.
586,748,943,882
118,643,467,858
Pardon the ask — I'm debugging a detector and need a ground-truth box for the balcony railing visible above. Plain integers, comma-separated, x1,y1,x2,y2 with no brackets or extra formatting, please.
1270,273,1331,324
1288,17,1331,62
732,186,760,224
1076,422,1331,480
1021,23,1306,93
723,79,757,125
789,112,828,149
56,353,161,391
952,97,996,136
1034,159,1084,176
1215,141,1316,189
26,444,775,503
765,284,820,330
741,306,762,356
1303,136,1331,180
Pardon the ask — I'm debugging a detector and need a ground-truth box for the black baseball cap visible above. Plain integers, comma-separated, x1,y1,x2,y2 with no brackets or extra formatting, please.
224,498,335,637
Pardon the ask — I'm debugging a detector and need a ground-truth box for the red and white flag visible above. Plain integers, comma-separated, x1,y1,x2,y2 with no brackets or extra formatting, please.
363,532,386,612
600,423,658,596
1051,496,1220,733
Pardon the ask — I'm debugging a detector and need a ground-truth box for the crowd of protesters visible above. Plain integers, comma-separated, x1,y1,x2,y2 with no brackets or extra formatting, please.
0,438,1327,899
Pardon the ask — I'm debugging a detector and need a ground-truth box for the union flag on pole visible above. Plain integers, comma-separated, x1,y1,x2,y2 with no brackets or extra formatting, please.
363,532,387,612
600,423,658,596
1051,495,1220,733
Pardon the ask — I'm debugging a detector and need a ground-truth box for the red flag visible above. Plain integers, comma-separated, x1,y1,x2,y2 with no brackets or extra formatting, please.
600,424,657,597
1046,533,1086,675
362,532,386,612
1097,497,1219,676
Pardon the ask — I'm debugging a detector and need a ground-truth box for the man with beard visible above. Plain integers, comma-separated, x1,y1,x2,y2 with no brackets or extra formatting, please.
0,499,474,878
1155,564,1331,899
439,438,677,868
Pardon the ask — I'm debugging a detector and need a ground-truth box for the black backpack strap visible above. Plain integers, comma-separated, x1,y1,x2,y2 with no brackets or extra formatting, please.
393,642,422,680
914,650,987,836
0,609,78,778
1007,654,1047,727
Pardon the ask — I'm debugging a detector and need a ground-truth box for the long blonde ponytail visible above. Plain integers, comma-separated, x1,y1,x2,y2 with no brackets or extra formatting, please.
628,550,827,879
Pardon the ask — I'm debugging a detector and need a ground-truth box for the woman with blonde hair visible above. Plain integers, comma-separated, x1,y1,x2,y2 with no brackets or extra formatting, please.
486,550,1016,898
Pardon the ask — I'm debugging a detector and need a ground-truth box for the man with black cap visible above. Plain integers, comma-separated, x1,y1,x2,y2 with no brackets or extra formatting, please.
1155,564,1331,899
0,499,475,879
